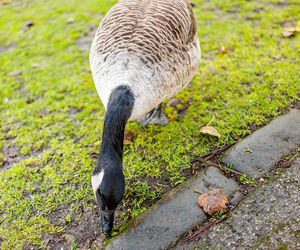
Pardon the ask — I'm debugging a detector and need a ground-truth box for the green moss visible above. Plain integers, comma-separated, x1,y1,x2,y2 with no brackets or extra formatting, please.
0,0,300,247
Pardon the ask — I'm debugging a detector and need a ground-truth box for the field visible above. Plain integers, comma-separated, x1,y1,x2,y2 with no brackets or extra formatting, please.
0,0,299,248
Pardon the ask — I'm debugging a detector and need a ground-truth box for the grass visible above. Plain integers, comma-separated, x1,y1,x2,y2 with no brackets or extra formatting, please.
0,0,299,248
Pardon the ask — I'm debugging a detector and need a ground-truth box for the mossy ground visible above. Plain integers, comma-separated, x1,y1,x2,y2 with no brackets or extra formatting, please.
0,0,299,248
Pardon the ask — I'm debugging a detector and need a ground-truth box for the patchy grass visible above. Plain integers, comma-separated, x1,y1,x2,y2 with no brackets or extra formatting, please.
0,0,299,248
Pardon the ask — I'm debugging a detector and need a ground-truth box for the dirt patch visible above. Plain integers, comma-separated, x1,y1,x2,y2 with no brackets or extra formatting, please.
0,138,48,173
76,27,97,53
43,202,129,249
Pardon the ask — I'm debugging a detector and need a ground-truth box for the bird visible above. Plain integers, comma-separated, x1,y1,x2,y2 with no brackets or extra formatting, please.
89,0,200,235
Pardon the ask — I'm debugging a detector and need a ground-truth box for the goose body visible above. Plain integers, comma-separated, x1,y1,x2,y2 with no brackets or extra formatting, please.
90,0,200,234
90,0,200,121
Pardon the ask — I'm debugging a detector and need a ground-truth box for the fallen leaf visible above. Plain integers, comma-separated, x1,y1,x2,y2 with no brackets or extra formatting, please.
282,31,294,37
282,27,300,37
200,125,221,138
26,98,33,104
200,116,221,138
0,0,12,5
123,130,136,145
123,139,131,145
216,46,229,54
169,114,176,121
287,27,300,33
195,189,229,216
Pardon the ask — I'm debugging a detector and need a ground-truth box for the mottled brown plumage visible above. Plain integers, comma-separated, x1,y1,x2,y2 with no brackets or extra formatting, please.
90,0,200,120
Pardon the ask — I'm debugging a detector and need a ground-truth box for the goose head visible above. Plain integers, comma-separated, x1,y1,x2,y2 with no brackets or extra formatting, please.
92,158,125,235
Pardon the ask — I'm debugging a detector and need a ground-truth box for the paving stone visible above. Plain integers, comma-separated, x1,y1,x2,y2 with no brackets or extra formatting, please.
180,157,300,250
107,167,238,250
222,109,300,178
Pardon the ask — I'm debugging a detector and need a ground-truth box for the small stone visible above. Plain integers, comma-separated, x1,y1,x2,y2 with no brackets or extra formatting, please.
7,70,22,77
168,98,180,107
230,192,243,206
67,17,74,24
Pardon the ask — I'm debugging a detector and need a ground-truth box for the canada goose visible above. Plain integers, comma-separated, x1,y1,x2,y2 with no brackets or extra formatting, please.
90,0,200,235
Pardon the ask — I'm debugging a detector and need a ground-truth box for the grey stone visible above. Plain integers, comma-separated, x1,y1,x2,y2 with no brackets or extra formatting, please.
181,157,300,250
222,109,300,178
107,167,238,250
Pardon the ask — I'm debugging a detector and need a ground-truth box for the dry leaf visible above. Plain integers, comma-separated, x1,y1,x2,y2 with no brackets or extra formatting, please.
216,46,229,54
0,0,12,5
200,126,220,138
196,189,229,216
282,27,300,37
282,31,294,37
123,130,136,145
169,114,176,121
200,116,221,138
287,27,300,33
123,139,131,145
26,98,33,104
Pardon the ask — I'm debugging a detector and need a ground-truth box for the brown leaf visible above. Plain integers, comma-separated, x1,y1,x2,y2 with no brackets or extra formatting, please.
0,0,12,5
282,27,300,37
282,31,294,37
26,98,33,104
123,139,131,145
123,130,136,145
216,46,229,54
196,189,229,216
200,125,220,138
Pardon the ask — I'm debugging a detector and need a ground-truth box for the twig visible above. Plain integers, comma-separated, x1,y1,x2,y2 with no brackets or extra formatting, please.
191,142,235,163
183,216,227,243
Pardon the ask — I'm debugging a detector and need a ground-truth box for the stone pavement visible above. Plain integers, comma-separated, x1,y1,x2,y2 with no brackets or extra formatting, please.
177,157,300,249
107,109,300,249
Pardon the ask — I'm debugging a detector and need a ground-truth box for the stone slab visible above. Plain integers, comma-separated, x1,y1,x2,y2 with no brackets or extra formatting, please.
179,157,300,249
107,167,238,250
222,109,300,178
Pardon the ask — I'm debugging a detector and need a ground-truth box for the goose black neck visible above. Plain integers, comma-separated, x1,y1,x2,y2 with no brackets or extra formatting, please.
99,86,134,162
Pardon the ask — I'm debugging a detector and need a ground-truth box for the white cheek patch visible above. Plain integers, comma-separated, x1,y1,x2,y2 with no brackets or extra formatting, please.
91,169,104,195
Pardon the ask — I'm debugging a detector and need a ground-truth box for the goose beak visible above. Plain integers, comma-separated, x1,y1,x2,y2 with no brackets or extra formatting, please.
101,210,114,235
